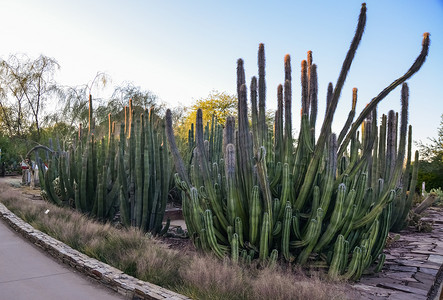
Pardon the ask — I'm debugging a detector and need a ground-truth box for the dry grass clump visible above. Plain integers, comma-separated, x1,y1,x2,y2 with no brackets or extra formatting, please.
0,182,353,299
250,267,351,300
178,257,352,300
178,255,250,299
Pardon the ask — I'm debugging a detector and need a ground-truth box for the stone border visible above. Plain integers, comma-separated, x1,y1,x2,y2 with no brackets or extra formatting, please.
0,203,189,300
427,263,443,300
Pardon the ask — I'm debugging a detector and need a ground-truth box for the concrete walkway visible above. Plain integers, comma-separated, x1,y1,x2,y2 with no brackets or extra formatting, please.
0,219,126,300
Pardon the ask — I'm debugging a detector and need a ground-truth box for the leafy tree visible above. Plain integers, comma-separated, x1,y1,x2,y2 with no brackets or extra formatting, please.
416,114,443,191
0,54,60,139
176,90,237,140
55,72,109,128
92,82,160,139
110,82,159,113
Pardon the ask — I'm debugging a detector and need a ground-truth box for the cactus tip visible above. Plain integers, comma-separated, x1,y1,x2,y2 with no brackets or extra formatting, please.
284,54,290,63
423,32,430,46
307,51,313,65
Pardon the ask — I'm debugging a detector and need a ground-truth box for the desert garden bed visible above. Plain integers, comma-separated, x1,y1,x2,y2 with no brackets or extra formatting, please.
0,180,356,300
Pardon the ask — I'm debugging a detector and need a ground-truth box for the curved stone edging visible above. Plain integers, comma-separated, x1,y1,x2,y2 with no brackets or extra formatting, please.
0,203,190,300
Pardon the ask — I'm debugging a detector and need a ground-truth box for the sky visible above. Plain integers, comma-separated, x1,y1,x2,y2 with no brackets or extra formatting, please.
0,0,442,151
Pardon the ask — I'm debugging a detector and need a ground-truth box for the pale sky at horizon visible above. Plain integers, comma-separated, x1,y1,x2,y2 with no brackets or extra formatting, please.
1,0,442,150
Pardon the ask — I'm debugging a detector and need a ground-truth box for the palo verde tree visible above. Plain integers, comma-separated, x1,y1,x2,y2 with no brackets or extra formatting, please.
175,90,237,142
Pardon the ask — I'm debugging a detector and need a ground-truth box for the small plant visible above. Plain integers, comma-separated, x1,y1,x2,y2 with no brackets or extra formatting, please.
408,211,434,232
429,188,443,206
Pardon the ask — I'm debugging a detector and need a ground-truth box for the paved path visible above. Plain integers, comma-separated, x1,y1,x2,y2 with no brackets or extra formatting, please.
0,219,125,300
352,207,443,299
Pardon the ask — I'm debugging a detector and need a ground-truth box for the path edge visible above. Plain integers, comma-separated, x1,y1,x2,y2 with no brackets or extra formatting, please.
0,203,190,300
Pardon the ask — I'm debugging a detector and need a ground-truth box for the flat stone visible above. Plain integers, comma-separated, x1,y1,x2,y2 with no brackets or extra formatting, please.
411,250,435,255
409,253,428,259
419,262,442,270
352,283,392,295
384,272,416,281
428,254,443,264
376,282,428,296
387,292,427,300
397,260,441,270
419,267,439,276
414,271,436,284
407,281,432,291
388,264,418,272
361,276,404,287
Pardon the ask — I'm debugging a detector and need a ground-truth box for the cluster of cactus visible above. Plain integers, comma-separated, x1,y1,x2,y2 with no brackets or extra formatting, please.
33,96,170,234
166,3,429,279
34,97,122,221
117,100,171,233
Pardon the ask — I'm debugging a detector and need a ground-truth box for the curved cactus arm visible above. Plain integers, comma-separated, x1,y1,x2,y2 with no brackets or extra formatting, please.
165,109,191,186
249,186,261,245
328,235,346,279
297,208,324,265
267,249,279,268
338,32,430,157
290,218,318,249
337,88,358,146
277,163,291,219
291,214,302,240
194,109,229,231
204,209,227,259
314,184,346,252
231,233,239,264
259,212,270,261
399,150,419,227
234,217,244,248
352,189,395,229
391,125,413,231
256,146,273,233
342,246,362,280
374,253,386,273
282,203,294,262
296,3,367,212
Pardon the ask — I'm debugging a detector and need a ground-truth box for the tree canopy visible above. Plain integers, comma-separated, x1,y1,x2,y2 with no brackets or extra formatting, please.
416,114,443,191
0,54,60,138
175,90,237,140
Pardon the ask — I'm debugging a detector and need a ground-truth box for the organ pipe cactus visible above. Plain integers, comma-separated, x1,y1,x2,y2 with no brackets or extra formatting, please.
166,3,430,280
118,107,171,233
32,96,170,234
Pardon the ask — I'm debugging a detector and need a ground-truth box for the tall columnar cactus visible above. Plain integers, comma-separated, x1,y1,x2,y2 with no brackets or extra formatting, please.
33,96,171,234
118,107,171,233
166,3,430,280
35,96,120,221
